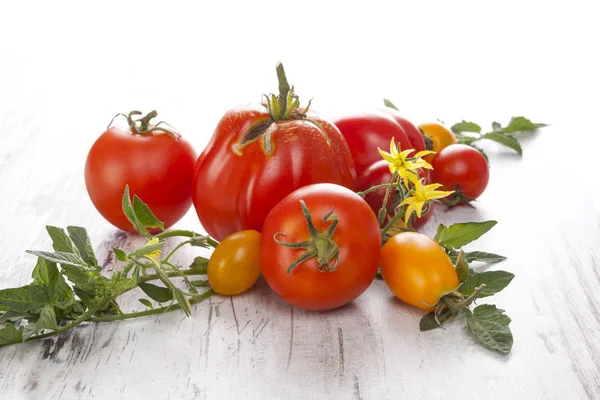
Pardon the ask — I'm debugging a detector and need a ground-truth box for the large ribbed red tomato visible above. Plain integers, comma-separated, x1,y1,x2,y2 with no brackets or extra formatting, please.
85,111,197,232
192,64,356,241
332,108,426,176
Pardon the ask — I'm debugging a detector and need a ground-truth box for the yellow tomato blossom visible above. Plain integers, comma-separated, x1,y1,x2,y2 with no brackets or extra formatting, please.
400,180,454,225
377,138,436,188
143,237,162,266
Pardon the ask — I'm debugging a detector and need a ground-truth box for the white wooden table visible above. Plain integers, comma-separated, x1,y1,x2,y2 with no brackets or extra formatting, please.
1,2,599,399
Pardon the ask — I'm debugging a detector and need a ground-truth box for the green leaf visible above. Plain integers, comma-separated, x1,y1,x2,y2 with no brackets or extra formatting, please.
130,242,165,258
483,132,522,155
22,305,57,340
491,121,502,131
0,323,24,346
501,116,548,134
454,133,480,146
133,196,165,231
122,185,150,238
173,289,192,317
383,99,399,110
466,304,513,354
189,256,209,272
62,265,106,295
1,310,35,323
31,258,73,302
464,251,506,265
67,226,98,266
455,250,470,282
73,287,96,308
113,248,128,262
46,226,80,256
434,221,497,250
451,121,481,134
138,282,173,303
26,250,88,268
420,308,455,331
0,285,54,313
460,270,515,299
138,299,153,308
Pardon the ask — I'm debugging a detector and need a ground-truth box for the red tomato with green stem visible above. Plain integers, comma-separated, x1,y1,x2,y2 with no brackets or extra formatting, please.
430,144,489,203
332,109,426,176
193,64,356,241
260,183,381,311
85,110,197,232
357,160,434,230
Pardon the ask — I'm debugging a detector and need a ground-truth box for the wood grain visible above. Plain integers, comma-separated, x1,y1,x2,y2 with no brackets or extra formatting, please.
1,1,600,399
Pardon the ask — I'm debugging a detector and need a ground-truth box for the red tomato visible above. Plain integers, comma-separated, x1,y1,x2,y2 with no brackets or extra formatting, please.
193,65,356,241
85,111,197,232
356,160,434,230
430,144,489,201
332,109,426,176
260,183,381,311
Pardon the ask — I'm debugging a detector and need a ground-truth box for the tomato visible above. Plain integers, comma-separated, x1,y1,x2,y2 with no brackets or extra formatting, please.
332,108,426,176
418,122,457,163
208,230,261,295
85,111,197,232
380,232,459,311
260,183,381,311
193,65,356,241
430,144,489,201
356,160,434,230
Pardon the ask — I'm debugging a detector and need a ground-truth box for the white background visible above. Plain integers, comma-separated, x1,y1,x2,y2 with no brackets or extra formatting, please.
1,1,600,399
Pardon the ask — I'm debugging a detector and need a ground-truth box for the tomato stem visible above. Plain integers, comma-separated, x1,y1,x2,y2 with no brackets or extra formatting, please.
107,110,182,141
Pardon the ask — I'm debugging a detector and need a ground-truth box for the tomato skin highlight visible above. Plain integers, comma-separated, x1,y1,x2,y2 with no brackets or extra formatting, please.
357,160,434,230
260,184,381,311
193,106,356,242
418,122,457,163
430,144,489,200
208,230,262,296
332,108,426,177
84,126,197,232
380,232,459,311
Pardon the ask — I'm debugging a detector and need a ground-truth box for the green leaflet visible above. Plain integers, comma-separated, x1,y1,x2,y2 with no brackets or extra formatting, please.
67,226,98,266
460,270,515,299
465,305,513,354
46,226,81,256
22,305,58,340
434,221,497,249
138,283,173,303
0,323,24,346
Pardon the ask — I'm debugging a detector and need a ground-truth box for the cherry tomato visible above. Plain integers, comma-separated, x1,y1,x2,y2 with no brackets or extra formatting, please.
332,109,426,176
430,144,489,201
208,230,262,296
260,183,381,311
356,160,434,230
380,232,459,311
418,122,457,163
193,64,356,241
85,111,197,232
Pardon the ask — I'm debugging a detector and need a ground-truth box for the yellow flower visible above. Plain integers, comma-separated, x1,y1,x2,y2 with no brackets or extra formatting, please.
377,138,436,187
143,237,162,266
400,180,454,225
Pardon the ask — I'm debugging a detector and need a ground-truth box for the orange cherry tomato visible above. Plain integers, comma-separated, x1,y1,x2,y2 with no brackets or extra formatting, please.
418,122,457,163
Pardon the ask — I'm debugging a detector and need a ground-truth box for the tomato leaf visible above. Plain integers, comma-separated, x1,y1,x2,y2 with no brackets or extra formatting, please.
451,121,481,134
67,226,98,267
500,116,548,133
491,121,502,131
454,133,480,145
482,132,522,155
419,308,455,331
122,185,151,238
434,221,497,250
138,298,153,308
189,256,209,272
46,226,81,257
26,250,88,268
133,195,165,231
465,251,506,265
455,250,470,282
138,282,173,303
383,99,399,110
113,248,128,262
0,285,55,314
460,270,514,298
31,258,73,302
22,305,58,340
0,323,24,346
465,304,513,354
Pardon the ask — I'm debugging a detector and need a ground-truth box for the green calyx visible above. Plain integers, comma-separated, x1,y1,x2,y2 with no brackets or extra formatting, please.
262,62,312,122
274,200,340,274
107,110,181,141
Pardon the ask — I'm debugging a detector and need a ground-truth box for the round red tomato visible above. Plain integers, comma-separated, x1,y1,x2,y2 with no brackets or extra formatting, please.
430,144,489,201
260,183,381,311
85,111,197,232
331,108,426,176
193,64,356,241
357,160,434,230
